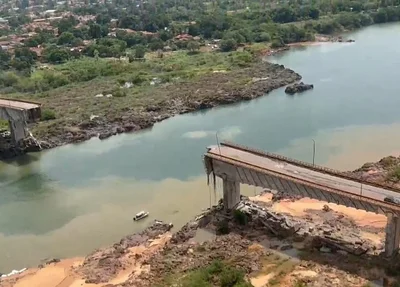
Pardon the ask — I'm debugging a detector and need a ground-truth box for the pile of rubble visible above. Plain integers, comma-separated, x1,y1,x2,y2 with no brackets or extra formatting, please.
129,234,266,287
0,130,52,159
233,199,383,256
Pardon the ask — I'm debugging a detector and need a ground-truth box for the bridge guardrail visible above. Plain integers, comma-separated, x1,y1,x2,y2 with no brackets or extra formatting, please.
205,152,400,214
220,141,400,195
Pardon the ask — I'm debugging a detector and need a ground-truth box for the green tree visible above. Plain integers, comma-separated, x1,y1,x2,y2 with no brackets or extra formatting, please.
0,48,11,70
43,47,70,63
271,38,285,48
187,41,200,52
148,38,164,51
188,24,200,36
24,38,39,47
159,30,173,41
8,15,30,28
272,6,297,23
11,47,37,71
57,16,78,35
374,9,388,23
309,6,320,19
220,38,237,52
255,32,270,42
89,23,102,39
57,32,76,45
134,45,146,58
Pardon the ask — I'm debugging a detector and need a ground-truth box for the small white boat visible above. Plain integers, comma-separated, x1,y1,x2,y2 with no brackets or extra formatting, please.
133,211,149,221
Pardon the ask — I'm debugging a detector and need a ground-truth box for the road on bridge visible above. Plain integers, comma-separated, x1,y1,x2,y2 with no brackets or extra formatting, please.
207,145,400,204
0,99,40,110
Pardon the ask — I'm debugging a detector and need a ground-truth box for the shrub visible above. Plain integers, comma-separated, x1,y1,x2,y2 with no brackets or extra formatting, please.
134,44,146,58
380,156,396,168
41,109,56,121
255,32,271,43
220,38,237,52
271,39,285,48
130,73,147,85
0,71,20,87
233,210,248,225
220,266,245,287
177,261,250,287
187,41,200,53
230,51,254,67
112,88,127,97
387,167,400,182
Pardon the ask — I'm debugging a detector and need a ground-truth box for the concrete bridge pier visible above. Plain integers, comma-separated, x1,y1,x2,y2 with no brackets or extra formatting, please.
385,213,400,257
8,120,28,144
222,178,240,210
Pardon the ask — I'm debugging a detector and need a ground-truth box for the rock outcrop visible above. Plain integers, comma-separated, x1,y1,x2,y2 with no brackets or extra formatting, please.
0,131,52,160
285,82,314,95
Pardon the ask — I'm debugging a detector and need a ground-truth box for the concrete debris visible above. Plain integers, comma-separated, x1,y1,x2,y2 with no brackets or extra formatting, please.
1,268,26,278
90,115,99,121
123,82,133,88
94,94,104,98
319,246,331,253
322,204,331,212
235,198,383,256
252,77,269,83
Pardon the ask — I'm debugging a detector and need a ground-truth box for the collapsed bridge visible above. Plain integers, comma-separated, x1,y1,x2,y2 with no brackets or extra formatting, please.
204,141,400,257
0,98,41,143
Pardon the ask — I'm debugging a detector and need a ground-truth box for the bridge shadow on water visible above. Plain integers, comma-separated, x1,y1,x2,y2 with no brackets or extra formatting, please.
1,152,41,167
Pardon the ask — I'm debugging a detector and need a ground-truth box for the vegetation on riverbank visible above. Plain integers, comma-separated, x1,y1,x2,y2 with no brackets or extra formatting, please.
1,0,400,150
161,260,253,287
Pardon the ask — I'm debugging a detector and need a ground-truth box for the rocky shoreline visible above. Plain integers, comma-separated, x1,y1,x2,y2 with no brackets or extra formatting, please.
3,153,400,286
2,155,400,286
2,188,398,287
0,62,301,159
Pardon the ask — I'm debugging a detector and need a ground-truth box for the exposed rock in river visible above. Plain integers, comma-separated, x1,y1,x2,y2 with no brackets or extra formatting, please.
285,82,314,95
0,131,53,160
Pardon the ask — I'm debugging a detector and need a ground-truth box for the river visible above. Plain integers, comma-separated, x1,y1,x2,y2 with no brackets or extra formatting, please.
1,23,400,272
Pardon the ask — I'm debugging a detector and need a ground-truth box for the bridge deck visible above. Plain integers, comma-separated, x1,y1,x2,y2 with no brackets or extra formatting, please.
207,145,399,203
0,99,40,110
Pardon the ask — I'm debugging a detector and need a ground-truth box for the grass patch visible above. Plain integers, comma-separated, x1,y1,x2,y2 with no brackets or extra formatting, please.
41,109,56,121
0,51,253,95
170,260,253,287
0,119,9,131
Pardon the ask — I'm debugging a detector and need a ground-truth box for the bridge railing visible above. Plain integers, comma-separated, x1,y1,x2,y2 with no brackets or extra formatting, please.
220,141,400,194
